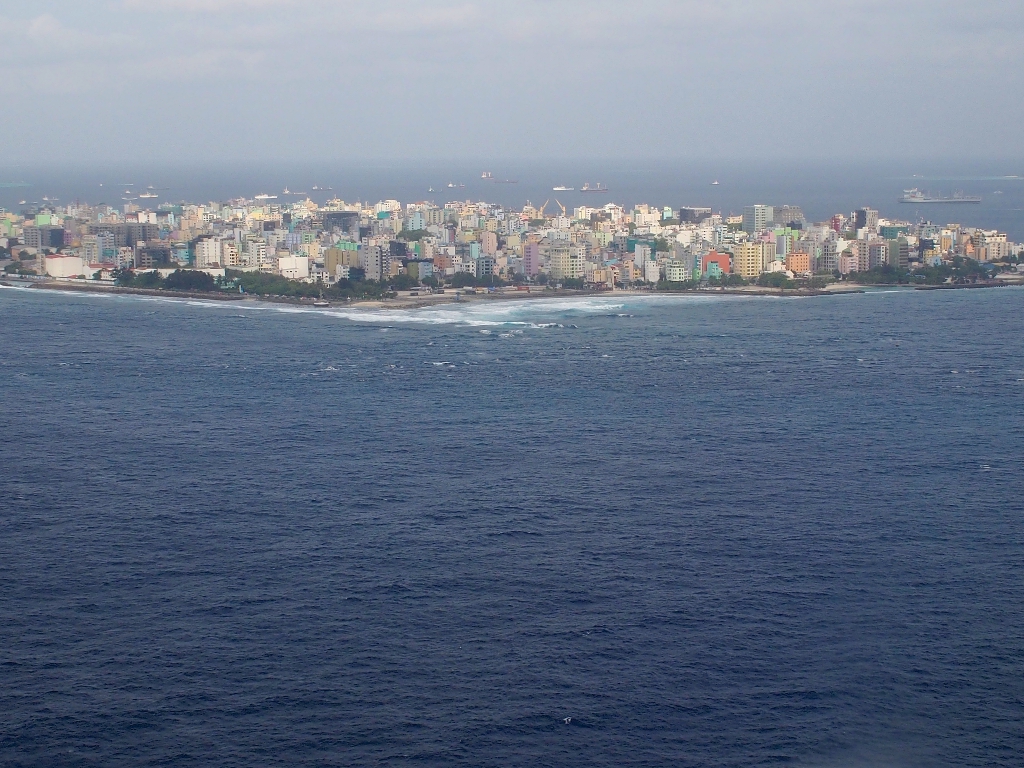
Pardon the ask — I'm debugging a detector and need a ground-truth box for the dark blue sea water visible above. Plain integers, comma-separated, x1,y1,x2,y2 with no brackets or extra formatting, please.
2,286,1023,767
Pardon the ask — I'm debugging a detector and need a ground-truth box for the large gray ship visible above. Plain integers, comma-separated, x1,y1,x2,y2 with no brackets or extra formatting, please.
900,188,981,204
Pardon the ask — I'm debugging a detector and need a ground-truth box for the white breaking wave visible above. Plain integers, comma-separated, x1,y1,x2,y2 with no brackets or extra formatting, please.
3,285,738,327
313,294,733,327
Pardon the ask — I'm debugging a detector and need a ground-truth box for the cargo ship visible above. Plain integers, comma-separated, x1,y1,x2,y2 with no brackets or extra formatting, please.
581,183,609,193
900,188,981,204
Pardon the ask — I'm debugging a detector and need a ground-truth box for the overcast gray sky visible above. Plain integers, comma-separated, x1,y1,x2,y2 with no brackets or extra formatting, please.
0,0,1021,164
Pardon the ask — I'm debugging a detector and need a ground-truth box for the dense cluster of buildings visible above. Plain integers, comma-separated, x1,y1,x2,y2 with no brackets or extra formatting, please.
2,194,1020,287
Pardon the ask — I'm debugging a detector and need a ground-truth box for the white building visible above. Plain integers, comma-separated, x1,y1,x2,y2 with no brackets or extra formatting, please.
195,238,221,268
44,255,86,278
665,262,691,282
278,255,310,280
644,260,661,283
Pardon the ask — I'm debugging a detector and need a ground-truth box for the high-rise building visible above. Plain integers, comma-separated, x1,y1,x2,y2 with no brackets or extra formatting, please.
785,252,811,274
855,208,879,232
325,243,360,274
360,245,383,281
868,241,888,269
703,251,731,275
887,238,909,270
772,206,805,226
194,237,221,268
474,256,496,279
820,240,847,272
523,242,540,277
643,260,661,283
742,205,773,235
247,238,268,269
549,245,585,280
481,231,498,256
23,225,66,250
732,242,764,278
678,207,712,224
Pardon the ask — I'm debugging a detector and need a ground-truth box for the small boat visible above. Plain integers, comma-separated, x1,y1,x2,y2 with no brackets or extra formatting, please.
711,180,720,185
313,300,330,307
553,186,574,191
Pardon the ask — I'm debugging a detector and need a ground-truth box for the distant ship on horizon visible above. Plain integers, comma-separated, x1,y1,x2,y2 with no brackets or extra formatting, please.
580,182,609,193
900,188,981,204
553,185,574,191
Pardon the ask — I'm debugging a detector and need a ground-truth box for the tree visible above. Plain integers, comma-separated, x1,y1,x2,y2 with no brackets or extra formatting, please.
112,268,135,286
758,272,796,289
163,269,216,292
388,273,417,291
449,272,481,288
134,271,163,288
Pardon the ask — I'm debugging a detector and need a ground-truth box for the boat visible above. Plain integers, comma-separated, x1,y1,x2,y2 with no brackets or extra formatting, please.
139,192,158,199
580,183,609,193
900,188,981,204
428,187,434,193
313,300,330,307
711,180,720,185
481,171,493,180
254,193,277,200
447,182,457,188
553,185,574,191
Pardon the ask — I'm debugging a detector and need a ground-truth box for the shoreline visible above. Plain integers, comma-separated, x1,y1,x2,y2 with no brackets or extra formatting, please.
8,278,865,309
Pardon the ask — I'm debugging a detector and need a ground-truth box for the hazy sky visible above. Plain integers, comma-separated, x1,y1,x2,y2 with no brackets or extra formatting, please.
1,0,1021,164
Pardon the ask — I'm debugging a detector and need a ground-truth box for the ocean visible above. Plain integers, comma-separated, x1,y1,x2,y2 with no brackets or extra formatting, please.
1,159,1023,240
1,286,1023,767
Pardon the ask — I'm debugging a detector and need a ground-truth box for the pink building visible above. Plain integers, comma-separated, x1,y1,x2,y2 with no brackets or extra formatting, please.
481,231,498,256
524,242,539,277
838,249,859,275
